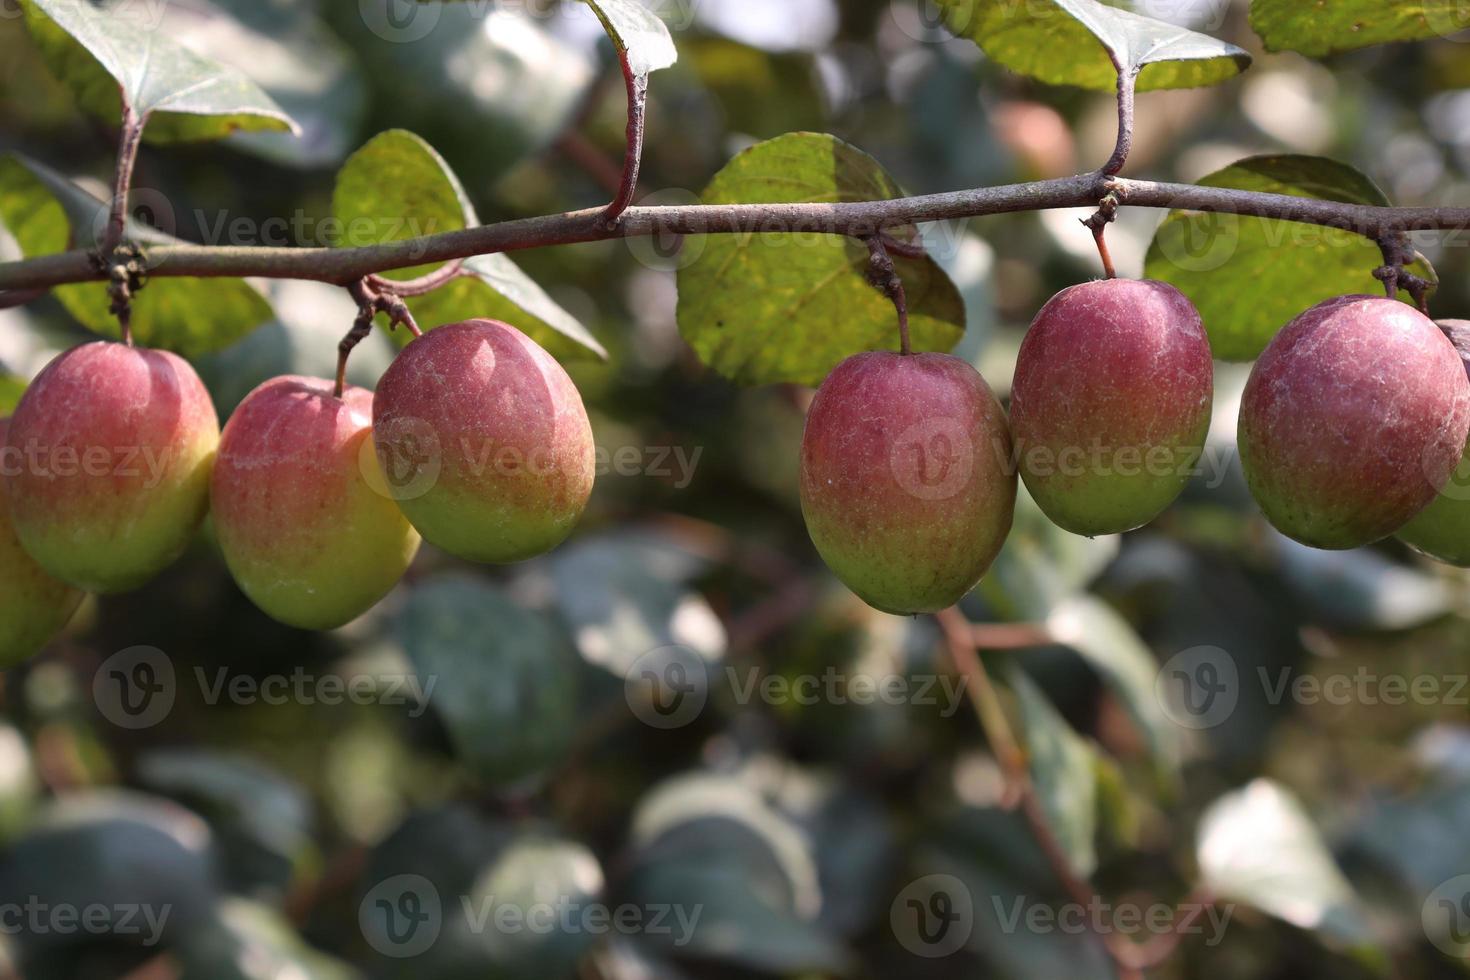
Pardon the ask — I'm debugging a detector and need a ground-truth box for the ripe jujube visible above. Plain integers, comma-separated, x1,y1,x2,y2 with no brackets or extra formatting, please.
799,351,1016,615
1238,296,1470,550
1395,319,1470,565
211,377,421,630
0,417,83,666
372,320,595,564
4,342,219,593
1009,278,1214,536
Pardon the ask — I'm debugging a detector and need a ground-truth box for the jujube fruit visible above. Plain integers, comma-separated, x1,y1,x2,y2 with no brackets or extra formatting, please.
1395,319,1470,565
1009,278,1214,536
800,351,1016,615
4,342,219,593
372,320,595,563
0,417,83,666
211,377,422,630
1238,296,1470,550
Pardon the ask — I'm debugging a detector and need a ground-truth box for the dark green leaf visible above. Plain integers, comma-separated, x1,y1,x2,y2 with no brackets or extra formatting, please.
1144,155,1430,361
332,129,605,361
397,576,580,786
1005,667,1099,876
0,154,274,357
178,900,358,980
583,0,678,76
1251,0,1470,56
21,0,297,142
677,133,965,387
937,0,1250,92
1046,596,1180,782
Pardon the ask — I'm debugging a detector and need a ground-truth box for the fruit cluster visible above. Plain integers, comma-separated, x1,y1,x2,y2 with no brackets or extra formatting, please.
801,282,1470,615
4,284,1470,661
0,319,594,662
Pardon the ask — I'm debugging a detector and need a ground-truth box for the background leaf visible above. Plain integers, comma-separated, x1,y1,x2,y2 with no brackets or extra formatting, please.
332,129,606,361
676,132,964,386
1006,666,1099,877
1251,0,1470,57
1144,155,1429,361
0,154,273,357
583,0,678,76
937,0,1250,93
21,0,297,142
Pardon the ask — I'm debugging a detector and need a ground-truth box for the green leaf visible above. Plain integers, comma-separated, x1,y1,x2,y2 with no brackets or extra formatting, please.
397,576,581,786
1046,596,1181,783
0,376,25,415
677,133,965,387
0,154,273,357
937,0,1251,92
1005,666,1099,877
20,0,298,142
1197,779,1371,945
1144,155,1430,361
1251,0,1470,57
583,0,678,76
332,129,605,361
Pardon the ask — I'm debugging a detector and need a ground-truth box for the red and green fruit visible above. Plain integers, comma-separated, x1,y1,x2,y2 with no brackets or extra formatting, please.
4,342,220,593
1239,297,1470,550
0,417,83,666
211,377,421,630
1009,278,1214,536
1395,319,1470,565
800,351,1016,615
372,320,596,564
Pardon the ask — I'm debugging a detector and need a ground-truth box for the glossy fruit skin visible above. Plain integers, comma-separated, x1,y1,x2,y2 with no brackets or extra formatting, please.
800,351,1017,615
212,377,421,630
0,418,83,666
372,320,595,563
1396,319,1470,565
1239,297,1470,550
4,342,219,593
1010,279,1214,536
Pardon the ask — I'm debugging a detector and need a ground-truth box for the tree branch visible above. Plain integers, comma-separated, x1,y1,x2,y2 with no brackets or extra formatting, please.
100,99,146,258
602,51,649,226
2,173,1469,293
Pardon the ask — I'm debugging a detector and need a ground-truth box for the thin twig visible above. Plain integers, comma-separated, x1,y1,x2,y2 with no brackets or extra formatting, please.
1101,61,1141,178
4,175,1470,292
865,235,911,354
602,52,649,227
368,259,465,298
0,288,44,310
101,100,146,258
935,606,1145,980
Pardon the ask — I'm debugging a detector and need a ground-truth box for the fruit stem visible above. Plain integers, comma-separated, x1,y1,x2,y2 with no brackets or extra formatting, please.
865,235,912,355
1375,232,1436,312
601,51,650,229
1082,189,1122,280
338,278,423,398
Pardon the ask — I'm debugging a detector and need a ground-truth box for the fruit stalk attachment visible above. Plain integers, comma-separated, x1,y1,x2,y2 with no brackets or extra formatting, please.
864,234,911,355
337,278,423,398
1082,187,1122,280
1375,231,1437,312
